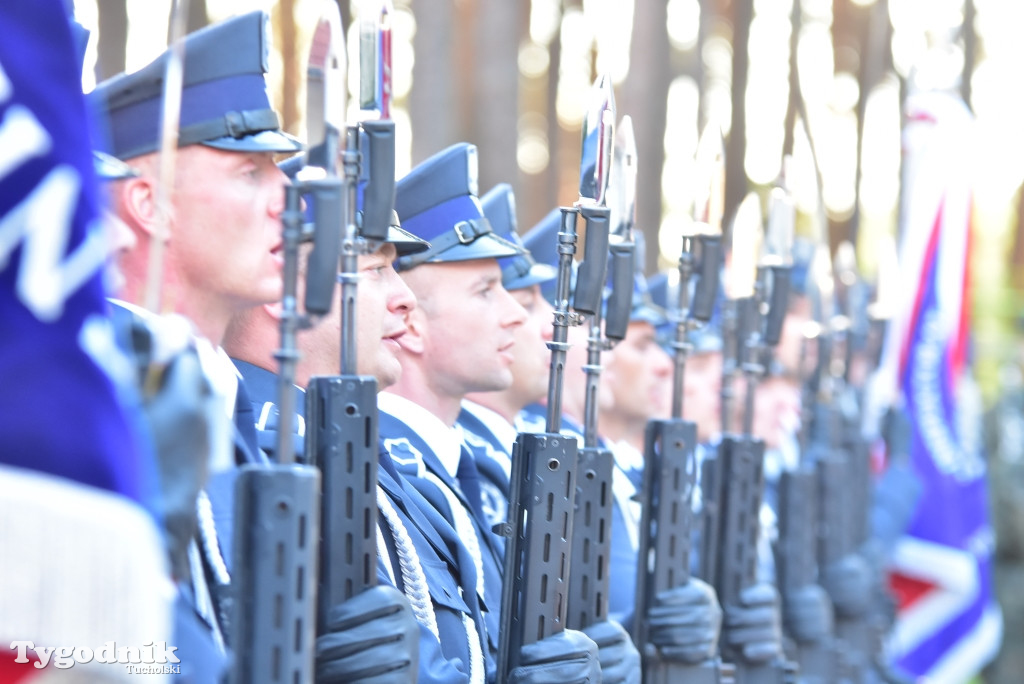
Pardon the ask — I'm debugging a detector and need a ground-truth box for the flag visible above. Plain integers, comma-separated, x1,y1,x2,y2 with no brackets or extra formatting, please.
0,2,171,677
878,89,1002,682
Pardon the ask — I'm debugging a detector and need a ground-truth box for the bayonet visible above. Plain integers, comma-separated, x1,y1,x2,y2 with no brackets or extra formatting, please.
633,121,732,684
568,112,632,634
710,190,796,683
231,6,339,683
359,0,393,119
144,0,190,314
573,74,615,316
306,0,394,629
497,74,616,683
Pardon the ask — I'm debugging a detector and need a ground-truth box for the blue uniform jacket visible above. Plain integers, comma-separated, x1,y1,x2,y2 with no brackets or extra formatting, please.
455,405,513,529
378,403,505,665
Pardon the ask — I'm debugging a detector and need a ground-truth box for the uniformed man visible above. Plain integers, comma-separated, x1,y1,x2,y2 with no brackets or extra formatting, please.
457,183,557,528
89,14,303,658
379,142,602,683
225,201,490,683
599,272,674,628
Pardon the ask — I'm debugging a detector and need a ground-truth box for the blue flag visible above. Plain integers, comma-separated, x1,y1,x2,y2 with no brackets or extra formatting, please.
0,1,171,667
0,2,149,500
878,90,1002,681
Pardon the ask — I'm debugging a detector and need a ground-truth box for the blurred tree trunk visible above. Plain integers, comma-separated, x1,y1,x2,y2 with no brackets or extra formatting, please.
337,0,350,34
725,0,753,239
962,0,975,111
472,0,524,196
848,0,894,251
622,0,672,275
517,6,563,231
96,0,128,81
277,0,301,135
185,0,208,36
409,0,459,164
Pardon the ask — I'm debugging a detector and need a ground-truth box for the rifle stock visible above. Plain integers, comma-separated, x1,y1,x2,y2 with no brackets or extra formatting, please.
714,436,795,684
567,445,613,630
231,466,320,683
776,467,835,681
634,419,732,683
306,375,380,616
496,433,578,680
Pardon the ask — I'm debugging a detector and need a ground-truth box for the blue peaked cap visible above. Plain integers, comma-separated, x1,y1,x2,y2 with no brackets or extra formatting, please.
393,143,525,270
481,183,556,291
790,237,815,296
276,154,428,257
89,11,302,160
522,208,567,305
647,269,723,354
624,232,667,328
627,270,668,328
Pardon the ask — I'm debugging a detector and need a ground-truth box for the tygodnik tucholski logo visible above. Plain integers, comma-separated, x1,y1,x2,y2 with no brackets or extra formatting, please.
9,640,181,674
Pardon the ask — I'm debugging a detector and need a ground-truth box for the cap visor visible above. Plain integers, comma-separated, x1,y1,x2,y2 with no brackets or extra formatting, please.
202,129,304,154
503,262,558,291
93,151,139,181
420,232,526,265
631,303,668,328
388,225,430,256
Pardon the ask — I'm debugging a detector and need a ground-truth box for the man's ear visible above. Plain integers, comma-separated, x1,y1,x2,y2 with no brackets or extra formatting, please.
397,306,426,355
262,300,283,321
118,175,162,239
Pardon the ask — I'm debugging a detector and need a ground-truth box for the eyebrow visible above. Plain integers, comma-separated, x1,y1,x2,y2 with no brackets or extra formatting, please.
473,273,501,289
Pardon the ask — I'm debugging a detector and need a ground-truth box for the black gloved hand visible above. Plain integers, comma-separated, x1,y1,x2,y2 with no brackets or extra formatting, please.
821,553,872,619
782,583,833,643
723,582,782,665
647,579,722,664
581,619,641,684
142,342,213,582
507,628,600,684
316,585,420,684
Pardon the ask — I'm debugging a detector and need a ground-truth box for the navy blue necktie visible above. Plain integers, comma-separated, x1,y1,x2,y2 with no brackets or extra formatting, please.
456,444,488,525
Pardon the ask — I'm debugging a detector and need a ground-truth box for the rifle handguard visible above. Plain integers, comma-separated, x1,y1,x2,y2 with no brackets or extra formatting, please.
572,205,611,316
763,265,791,347
692,235,722,323
303,179,344,316
359,120,396,241
306,375,380,628
604,242,635,341
231,464,321,684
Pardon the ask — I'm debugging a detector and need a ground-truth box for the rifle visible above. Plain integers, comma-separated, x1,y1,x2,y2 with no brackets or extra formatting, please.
768,183,838,683
495,74,614,683
230,5,347,681
632,124,731,684
566,107,626,633
302,0,397,625
811,242,889,683
709,193,796,684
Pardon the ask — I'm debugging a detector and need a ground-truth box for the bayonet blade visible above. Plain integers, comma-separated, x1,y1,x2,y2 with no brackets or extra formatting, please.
305,0,345,172
359,0,393,118
728,192,762,300
578,74,615,205
608,114,637,238
693,119,725,236
765,188,794,267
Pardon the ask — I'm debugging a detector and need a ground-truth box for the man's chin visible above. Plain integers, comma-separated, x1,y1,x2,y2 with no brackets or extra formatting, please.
374,360,402,391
